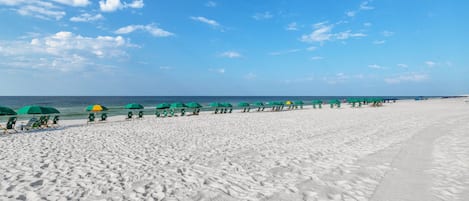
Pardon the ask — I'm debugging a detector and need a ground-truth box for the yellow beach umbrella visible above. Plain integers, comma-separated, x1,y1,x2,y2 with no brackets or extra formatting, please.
86,104,108,112
285,100,293,105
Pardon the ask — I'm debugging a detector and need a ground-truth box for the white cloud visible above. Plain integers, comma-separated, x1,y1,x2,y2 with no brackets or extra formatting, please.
382,30,394,37
220,51,241,58
99,0,143,12
360,1,374,10
373,40,385,45
425,61,436,67
52,0,90,7
300,22,333,43
286,22,298,31
190,16,220,27
306,46,317,51
323,73,350,84
70,13,103,22
269,49,301,56
385,73,428,84
0,31,134,72
205,1,216,7
16,3,66,20
209,68,225,74
335,30,366,40
368,64,385,69
253,12,273,20
397,63,408,68
311,56,323,60
363,22,372,27
300,22,365,43
244,72,256,80
346,11,356,17
159,66,172,70
115,24,174,37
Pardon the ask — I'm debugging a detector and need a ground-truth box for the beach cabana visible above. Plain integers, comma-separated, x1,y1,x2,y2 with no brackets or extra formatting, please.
170,102,186,117
155,103,171,117
329,100,341,108
186,102,202,115
253,101,265,112
238,102,250,112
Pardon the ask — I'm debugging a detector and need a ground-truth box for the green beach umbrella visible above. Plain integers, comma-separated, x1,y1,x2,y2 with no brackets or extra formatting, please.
294,100,304,105
209,102,223,107
170,102,186,108
237,102,250,107
186,102,202,108
0,106,17,116
17,105,60,115
125,103,144,109
253,101,264,107
156,103,171,109
221,102,233,107
86,104,108,112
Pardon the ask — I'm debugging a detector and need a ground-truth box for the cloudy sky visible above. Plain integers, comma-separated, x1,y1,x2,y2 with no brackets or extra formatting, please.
0,0,467,95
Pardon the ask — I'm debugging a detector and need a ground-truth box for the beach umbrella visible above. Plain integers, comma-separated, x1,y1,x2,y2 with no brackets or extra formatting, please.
186,102,202,108
237,102,250,107
170,102,186,108
17,105,60,115
209,102,223,107
253,101,264,107
221,102,232,107
285,100,293,105
0,106,17,116
294,100,304,105
124,103,144,109
86,104,108,112
156,103,171,109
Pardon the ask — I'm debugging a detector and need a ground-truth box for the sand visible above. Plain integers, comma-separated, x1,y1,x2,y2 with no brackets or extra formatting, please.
1,98,468,201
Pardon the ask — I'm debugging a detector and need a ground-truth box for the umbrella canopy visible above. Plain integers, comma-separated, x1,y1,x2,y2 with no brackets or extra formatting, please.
253,101,264,106
209,102,223,107
294,100,304,105
125,103,144,109
156,103,171,109
17,105,60,115
86,104,108,112
285,100,293,105
312,100,323,104
170,102,186,108
237,102,250,107
221,102,232,107
329,99,341,104
0,106,17,116
268,101,283,106
186,102,202,108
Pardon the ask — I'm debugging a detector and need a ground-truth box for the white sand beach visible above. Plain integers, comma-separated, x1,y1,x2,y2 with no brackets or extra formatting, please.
1,98,468,201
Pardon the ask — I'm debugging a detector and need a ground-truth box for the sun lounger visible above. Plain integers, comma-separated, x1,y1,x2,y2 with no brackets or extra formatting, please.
51,115,60,126
23,117,41,130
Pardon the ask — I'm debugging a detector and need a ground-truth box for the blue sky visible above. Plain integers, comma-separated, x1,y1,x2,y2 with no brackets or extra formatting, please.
0,0,468,96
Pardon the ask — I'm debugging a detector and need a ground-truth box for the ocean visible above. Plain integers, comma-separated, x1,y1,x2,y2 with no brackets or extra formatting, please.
0,96,436,121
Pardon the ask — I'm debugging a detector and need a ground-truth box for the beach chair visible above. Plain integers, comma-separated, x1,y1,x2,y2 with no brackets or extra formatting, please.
138,111,144,119
126,111,133,120
51,115,60,126
329,100,341,108
39,115,50,127
23,117,41,131
2,116,17,133
100,113,108,121
87,113,95,123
